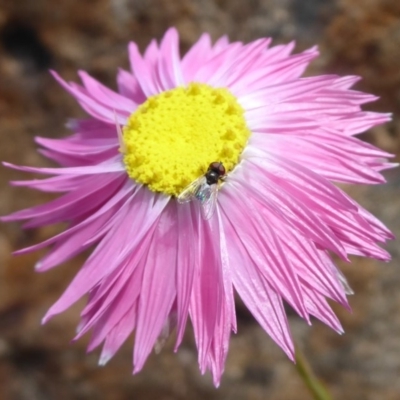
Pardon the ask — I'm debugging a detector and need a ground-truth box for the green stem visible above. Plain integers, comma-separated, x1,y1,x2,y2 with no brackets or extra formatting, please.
294,345,333,400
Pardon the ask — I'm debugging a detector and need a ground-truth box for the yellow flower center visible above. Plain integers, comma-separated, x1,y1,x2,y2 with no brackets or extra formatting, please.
122,83,250,196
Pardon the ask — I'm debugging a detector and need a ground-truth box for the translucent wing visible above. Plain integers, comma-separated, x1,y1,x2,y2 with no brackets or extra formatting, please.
177,176,206,204
199,183,219,220
177,176,219,220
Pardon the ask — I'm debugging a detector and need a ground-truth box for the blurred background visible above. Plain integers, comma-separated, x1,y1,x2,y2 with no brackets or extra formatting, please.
0,0,399,399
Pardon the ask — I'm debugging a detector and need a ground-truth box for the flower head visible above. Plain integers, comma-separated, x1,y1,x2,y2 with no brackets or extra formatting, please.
2,28,395,386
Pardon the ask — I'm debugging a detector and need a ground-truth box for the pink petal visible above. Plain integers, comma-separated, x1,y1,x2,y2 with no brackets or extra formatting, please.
230,49,319,95
301,284,344,333
232,160,348,260
221,186,310,322
66,118,117,139
3,156,125,176
157,27,184,90
78,70,137,113
41,190,169,321
5,174,125,228
14,180,134,258
77,252,146,344
174,202,196,349
181,33,212,83
134,201,177,372
116,68,147,104
99,305,137,365
189,210,225,373
128,42,160,97
51,71,128,124
220,203,294,359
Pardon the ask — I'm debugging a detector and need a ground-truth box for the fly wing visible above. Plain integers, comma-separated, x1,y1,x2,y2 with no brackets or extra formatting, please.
200,183,219,220
177,176,206,204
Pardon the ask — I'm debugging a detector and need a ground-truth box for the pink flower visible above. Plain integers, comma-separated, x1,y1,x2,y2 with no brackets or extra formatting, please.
2,28,395,386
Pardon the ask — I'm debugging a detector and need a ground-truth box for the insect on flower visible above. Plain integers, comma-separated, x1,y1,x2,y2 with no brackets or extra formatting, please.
178,161,226,219
1,27,395,387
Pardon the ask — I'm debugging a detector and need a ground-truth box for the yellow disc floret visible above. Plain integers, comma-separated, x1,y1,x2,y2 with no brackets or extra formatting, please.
122,82,250,196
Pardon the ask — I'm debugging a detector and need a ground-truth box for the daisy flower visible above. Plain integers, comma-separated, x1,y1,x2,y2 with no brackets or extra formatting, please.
2,28,395,386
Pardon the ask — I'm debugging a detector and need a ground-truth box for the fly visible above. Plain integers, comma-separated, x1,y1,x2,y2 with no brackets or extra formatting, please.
177,162,226,220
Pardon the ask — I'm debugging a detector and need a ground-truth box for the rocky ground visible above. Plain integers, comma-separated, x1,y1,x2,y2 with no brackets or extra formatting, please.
0,0,399,399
